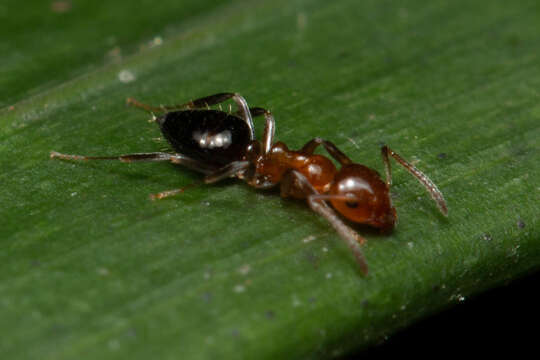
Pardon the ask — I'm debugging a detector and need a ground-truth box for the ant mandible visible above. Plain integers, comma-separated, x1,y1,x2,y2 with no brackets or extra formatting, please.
51,93,448,275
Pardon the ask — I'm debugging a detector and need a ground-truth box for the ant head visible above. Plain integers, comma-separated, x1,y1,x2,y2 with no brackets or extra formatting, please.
329,164,396,230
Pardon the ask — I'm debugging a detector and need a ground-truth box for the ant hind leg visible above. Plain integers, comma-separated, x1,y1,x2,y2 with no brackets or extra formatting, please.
51,151,175,163
127,93,257,140
50,150,215,173
127,93,238,114
51,150,219,199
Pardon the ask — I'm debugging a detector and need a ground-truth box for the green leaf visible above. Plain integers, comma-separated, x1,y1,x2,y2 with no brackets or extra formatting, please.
1,0,539,358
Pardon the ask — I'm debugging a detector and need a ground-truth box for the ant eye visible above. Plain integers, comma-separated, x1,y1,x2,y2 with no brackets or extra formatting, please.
343,193,359,208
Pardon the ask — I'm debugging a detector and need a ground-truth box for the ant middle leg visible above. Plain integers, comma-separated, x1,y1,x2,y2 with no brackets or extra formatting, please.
149,181,202,200
280,170,368,275
300,138,352,166
381,146,448,216
154,160,251,200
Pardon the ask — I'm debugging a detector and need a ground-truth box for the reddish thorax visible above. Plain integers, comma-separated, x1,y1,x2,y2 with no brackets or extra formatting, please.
249,141,397,230
250,141,336,193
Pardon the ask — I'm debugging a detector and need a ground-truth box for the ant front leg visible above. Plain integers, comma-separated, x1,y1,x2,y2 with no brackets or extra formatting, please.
280,170,369,275
381,146,448,216
300,138,352,166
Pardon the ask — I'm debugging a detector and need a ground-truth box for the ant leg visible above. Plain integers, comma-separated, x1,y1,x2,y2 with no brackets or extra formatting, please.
50,151,214,174
153,160,250,200
51,150,174,162
237,107,275,154
234,106,269,119
51,150,217,199
300,138,352,166
259,110,275,154
204,161,250,184
227,94,254,140
281,170,369,275
128,93,256,140
381,146,448,216
247,107,267,118
149,182,202,200
127,93,237,113
126,98,169,114
235,106,267,118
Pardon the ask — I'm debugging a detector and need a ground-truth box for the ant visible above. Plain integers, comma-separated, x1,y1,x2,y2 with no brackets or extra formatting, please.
51,93,448,275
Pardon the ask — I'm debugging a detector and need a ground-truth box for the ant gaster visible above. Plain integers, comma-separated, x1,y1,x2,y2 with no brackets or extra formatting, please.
51,93,448,275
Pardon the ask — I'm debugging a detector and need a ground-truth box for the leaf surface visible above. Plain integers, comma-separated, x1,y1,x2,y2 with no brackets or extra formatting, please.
1,0,539,358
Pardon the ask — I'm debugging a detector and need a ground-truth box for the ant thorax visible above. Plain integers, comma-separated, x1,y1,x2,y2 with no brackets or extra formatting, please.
244,140,337,193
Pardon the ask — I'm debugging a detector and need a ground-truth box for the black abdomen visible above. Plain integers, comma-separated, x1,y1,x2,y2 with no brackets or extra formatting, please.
158,110,252,169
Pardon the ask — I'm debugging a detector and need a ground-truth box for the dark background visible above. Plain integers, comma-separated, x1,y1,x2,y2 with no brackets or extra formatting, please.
362,270,539,356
